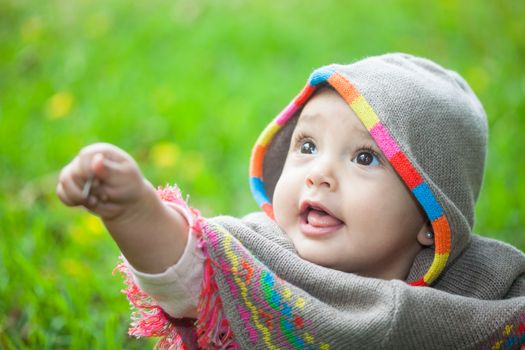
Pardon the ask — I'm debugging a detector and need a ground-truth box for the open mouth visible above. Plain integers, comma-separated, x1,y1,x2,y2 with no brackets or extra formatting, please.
299,202,344,237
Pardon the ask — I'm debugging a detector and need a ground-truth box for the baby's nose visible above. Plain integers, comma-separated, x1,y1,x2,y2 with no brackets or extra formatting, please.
305,164,338,192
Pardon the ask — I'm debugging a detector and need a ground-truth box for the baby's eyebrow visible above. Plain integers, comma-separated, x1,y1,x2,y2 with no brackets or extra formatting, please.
298,112,323,124
297,113,373,140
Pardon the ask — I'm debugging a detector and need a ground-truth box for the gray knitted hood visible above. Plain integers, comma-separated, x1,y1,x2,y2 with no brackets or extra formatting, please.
249,53,488,286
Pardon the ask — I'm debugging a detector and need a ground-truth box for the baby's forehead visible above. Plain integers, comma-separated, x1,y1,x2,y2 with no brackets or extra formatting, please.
295,103,373,141
296,115,369,139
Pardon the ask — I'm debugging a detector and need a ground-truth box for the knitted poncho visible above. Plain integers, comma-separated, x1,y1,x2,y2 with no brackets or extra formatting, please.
118,53,525,349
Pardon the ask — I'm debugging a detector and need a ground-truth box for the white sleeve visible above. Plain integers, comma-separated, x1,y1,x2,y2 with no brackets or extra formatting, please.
124,202,205,319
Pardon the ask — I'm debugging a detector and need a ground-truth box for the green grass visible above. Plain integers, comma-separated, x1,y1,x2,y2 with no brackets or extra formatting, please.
1,0,524,347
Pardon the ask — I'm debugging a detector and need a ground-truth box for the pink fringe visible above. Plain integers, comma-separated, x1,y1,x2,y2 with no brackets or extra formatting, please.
114,185,238,349
114,259,198,349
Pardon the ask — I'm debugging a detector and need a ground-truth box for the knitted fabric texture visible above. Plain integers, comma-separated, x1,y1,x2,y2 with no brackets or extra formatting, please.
250,53,487,286
209,213,525,350
117,54,525,349
119,187,525,349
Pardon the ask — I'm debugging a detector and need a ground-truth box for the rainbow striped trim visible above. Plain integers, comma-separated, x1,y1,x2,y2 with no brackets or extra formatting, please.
206,223,332,349
249,66,452,286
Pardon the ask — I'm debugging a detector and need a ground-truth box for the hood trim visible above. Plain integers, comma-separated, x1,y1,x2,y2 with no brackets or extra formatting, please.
249,66,451,286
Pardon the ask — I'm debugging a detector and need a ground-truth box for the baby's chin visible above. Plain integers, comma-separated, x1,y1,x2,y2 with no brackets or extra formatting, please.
285,230,348,269
293,242,349,271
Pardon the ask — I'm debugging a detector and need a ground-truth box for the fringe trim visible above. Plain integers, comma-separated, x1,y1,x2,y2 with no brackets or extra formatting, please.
114,185,238,349
114,258,197,349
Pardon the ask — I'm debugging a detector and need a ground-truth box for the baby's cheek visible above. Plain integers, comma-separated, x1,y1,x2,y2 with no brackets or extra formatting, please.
273,183,293,226
272,191,286,225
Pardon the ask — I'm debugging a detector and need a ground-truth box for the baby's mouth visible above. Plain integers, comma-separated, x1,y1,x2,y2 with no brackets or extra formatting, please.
299,202,344,237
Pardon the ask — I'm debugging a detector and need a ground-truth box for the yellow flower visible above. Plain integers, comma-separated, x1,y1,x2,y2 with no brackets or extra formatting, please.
84,214,105,236
61,258,90,278
71,214,105,245
45,91,75,119
150,142,180,169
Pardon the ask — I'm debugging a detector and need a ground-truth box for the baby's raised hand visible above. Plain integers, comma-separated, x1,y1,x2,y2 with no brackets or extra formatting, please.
57,143,151,221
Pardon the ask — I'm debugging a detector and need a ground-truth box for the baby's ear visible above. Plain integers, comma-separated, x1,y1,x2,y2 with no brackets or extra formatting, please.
416,222,434,247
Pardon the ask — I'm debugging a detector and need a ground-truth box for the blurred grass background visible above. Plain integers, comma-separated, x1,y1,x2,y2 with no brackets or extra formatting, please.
1,0,524,348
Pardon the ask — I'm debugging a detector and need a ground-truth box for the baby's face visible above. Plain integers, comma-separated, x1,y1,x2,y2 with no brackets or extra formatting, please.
273,88,430,280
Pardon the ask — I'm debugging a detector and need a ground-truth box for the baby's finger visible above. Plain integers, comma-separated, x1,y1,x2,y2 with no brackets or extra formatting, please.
59,155,91,191
91,153,110,180
91,153,135,185
79,143,132,164
57,182,74,206
57,179,83,206
68,157,89,189
76,152,110,188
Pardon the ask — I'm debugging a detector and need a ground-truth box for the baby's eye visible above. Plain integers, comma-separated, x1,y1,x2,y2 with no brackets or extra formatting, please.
300,140,317,154
352,151,380,166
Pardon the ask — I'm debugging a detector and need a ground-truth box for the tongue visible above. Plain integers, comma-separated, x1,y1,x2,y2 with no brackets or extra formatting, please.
307,209,343,227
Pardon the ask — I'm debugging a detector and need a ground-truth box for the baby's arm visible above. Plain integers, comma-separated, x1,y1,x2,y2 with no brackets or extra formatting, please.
57,143,189,274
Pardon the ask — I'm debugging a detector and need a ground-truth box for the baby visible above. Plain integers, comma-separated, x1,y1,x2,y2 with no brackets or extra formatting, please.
58,53,525,349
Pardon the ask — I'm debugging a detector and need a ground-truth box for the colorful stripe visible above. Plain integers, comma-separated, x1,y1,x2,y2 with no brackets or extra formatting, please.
250,144,267,178
219,226,277,349
490,313,525,350
389,152,424,190
249,79,316,213
249,67,453,286
250,177,271,206
369,123,400,159
257,122,283,147
211,223,331,349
